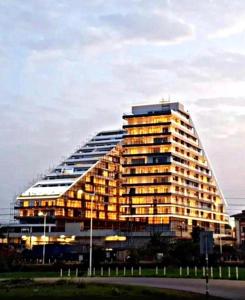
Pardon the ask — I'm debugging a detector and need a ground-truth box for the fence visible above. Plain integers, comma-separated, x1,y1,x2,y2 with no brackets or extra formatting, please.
59,266,243,280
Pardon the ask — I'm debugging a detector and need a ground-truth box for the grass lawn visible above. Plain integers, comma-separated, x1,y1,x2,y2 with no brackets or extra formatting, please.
0,272,58,279
0,280,225,300
0,266,244,280
92,266,245,280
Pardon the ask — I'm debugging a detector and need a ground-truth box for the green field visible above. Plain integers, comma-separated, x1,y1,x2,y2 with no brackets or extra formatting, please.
91,266,244,280
0,280,225,300
0,272,59,279
1,266,244,280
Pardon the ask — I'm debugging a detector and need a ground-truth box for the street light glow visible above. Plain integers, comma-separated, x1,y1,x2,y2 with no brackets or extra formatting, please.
105,235,126,241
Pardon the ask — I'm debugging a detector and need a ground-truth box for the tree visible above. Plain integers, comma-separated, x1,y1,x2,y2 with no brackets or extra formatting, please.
138,233,173,262
191,226,204,243
168,239,200,266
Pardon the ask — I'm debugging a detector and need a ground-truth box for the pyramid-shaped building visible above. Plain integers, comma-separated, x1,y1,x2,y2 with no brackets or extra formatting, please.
15,102,229,242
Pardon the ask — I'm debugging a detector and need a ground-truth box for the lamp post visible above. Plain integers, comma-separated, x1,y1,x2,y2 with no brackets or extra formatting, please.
38,211,47,264
178,221,185,238
220,235,223,255
88,193,95,277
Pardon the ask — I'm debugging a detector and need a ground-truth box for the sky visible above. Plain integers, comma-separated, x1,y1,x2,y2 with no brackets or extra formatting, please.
1,0,245,221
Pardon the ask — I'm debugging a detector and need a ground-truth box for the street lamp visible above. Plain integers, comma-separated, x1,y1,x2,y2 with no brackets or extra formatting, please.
178,221,185,238
38,211,47,264
88,193,95,277
220,235,223,255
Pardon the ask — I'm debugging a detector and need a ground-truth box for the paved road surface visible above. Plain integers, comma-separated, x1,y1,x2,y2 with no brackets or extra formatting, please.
32,277,245,300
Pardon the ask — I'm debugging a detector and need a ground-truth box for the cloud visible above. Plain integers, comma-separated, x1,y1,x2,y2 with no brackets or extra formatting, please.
192,97,245,108
208,18,245,39
107,50,245,105
99,12,194,45
137,51,245,83
0,1,194,57
163,0,245,39
0,1,111,54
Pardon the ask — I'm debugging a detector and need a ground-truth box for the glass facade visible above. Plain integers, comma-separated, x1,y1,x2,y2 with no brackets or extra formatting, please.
15,102,230,238
15,130,126,231
121,103,229,236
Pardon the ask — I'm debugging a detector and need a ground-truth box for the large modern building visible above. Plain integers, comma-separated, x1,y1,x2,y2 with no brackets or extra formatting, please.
9,101,230,248
121,102,229,237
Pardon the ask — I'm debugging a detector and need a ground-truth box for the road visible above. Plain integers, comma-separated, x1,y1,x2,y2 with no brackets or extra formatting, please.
33,277,245,300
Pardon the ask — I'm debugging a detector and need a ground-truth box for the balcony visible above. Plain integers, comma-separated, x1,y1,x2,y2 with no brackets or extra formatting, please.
123,151,170,157
122,161,171,167
122,182,171,186
122,141,171,148
122,171,172,177
123,131,171,138
122,110,171,119
123,121,171,128
122,192,171,197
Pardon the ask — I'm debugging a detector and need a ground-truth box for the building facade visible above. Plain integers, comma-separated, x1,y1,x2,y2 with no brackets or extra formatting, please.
12,102,230,247
14,130,126,246
232,211,245,246
121,102,229,237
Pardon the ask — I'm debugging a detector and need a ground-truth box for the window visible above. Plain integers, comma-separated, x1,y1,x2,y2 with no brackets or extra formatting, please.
129,188,136,195
152,155,170,164
154,137,168,144
131,158,145,164
130,168,136,174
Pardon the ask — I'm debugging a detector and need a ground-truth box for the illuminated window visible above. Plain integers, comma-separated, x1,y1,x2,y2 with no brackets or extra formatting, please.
99,212,105,219
108,213,117,220
77,190,83,199
56,199,64,206
55,209,64,216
